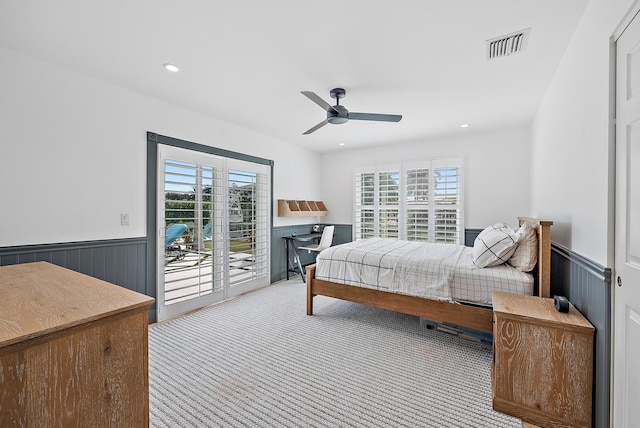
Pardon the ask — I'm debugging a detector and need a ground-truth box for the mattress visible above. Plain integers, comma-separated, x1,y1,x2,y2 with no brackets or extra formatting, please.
450,250,534,305
315,238,533,306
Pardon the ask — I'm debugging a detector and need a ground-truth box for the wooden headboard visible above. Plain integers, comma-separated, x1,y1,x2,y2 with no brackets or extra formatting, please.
518,217,553,298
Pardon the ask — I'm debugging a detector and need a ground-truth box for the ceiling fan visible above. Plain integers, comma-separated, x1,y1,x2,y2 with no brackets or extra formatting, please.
301,88,402,135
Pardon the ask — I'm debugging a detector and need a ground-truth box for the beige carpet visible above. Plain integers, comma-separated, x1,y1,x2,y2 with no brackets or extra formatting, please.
148,278,520,427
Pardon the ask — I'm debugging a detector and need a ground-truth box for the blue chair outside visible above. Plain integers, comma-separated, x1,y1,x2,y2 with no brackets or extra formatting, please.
165,223,188,259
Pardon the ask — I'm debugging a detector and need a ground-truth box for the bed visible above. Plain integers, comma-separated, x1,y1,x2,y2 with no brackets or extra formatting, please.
306,217,553,332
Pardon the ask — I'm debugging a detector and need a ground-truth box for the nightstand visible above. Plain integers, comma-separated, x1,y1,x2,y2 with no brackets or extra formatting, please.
492,291,594,428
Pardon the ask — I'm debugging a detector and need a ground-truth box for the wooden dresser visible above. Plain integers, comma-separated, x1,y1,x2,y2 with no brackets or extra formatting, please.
0,262,154,427
492,291,594,428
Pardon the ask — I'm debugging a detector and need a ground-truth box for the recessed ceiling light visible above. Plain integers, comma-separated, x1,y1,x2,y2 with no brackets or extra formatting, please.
460,123,470,128
163,63,180,73
338,143,345,146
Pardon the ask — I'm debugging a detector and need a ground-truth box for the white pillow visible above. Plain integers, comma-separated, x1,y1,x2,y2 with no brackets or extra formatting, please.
475,223,508,241
509,222,538,272
472,224,519,268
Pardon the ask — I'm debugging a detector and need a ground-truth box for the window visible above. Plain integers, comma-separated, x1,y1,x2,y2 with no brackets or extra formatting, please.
355,158,463,243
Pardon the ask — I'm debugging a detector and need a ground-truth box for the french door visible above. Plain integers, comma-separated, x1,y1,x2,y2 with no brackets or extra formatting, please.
156,144,270,321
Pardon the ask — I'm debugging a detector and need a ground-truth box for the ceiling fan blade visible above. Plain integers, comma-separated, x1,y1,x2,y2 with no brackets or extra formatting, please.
301,91,338,113
303,119,329,135
349,112,402,122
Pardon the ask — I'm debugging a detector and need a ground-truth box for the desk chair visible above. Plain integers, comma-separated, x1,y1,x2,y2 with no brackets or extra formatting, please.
299,225,334,254
295,226,334,282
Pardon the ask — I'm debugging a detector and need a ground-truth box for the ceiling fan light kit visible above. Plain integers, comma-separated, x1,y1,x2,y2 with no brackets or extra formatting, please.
301,88,402,135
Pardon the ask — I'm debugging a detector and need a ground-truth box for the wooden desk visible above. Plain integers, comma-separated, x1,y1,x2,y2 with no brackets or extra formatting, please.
0,262,154,427
282,233,322,281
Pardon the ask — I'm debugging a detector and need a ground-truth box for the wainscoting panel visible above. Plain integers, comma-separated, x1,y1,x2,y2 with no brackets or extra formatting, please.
1,225,357,321
550,243,611,428
271,224,352,283
0,238,153,321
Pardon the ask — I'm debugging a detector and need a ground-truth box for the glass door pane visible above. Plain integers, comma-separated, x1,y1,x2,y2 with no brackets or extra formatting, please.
159,153,224,321
226,162,269,298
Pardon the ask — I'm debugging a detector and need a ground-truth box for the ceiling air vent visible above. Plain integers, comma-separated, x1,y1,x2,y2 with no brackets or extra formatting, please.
486,28,531,60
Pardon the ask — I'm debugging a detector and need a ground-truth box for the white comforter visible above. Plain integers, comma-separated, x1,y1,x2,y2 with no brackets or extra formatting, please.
315,238,465,302
315,238,534,305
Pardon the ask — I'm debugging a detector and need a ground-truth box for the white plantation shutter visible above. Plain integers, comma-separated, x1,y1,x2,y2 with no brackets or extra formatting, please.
354,158,463,243
355,171,375,238
405,164,430,242
163,158,224,301
432,159,462,244
377,168,400,238
355,165,400,239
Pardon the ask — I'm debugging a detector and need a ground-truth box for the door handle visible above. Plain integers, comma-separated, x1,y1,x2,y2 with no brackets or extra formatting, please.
617,276,622,287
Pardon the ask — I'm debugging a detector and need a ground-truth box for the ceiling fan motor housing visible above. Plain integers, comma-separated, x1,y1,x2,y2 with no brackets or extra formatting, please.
328,104,349,124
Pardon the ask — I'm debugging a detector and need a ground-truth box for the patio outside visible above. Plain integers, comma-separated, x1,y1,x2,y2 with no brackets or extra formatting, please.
163,230,258,306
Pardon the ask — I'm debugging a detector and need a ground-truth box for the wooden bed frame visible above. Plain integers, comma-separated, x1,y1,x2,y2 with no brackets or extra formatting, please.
306,217,553,332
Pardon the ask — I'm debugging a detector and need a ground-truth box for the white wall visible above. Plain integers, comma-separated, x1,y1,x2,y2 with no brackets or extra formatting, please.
531,0,636,266
0,47,321,246
319,125,532,230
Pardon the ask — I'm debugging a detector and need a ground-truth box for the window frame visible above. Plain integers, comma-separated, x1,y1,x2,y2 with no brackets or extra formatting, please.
147,132,274,322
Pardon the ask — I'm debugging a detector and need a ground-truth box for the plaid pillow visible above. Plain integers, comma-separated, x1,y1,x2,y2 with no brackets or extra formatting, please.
472,223,519,268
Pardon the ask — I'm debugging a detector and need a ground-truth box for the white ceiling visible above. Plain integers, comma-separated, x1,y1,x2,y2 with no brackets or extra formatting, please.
0,0,589,153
